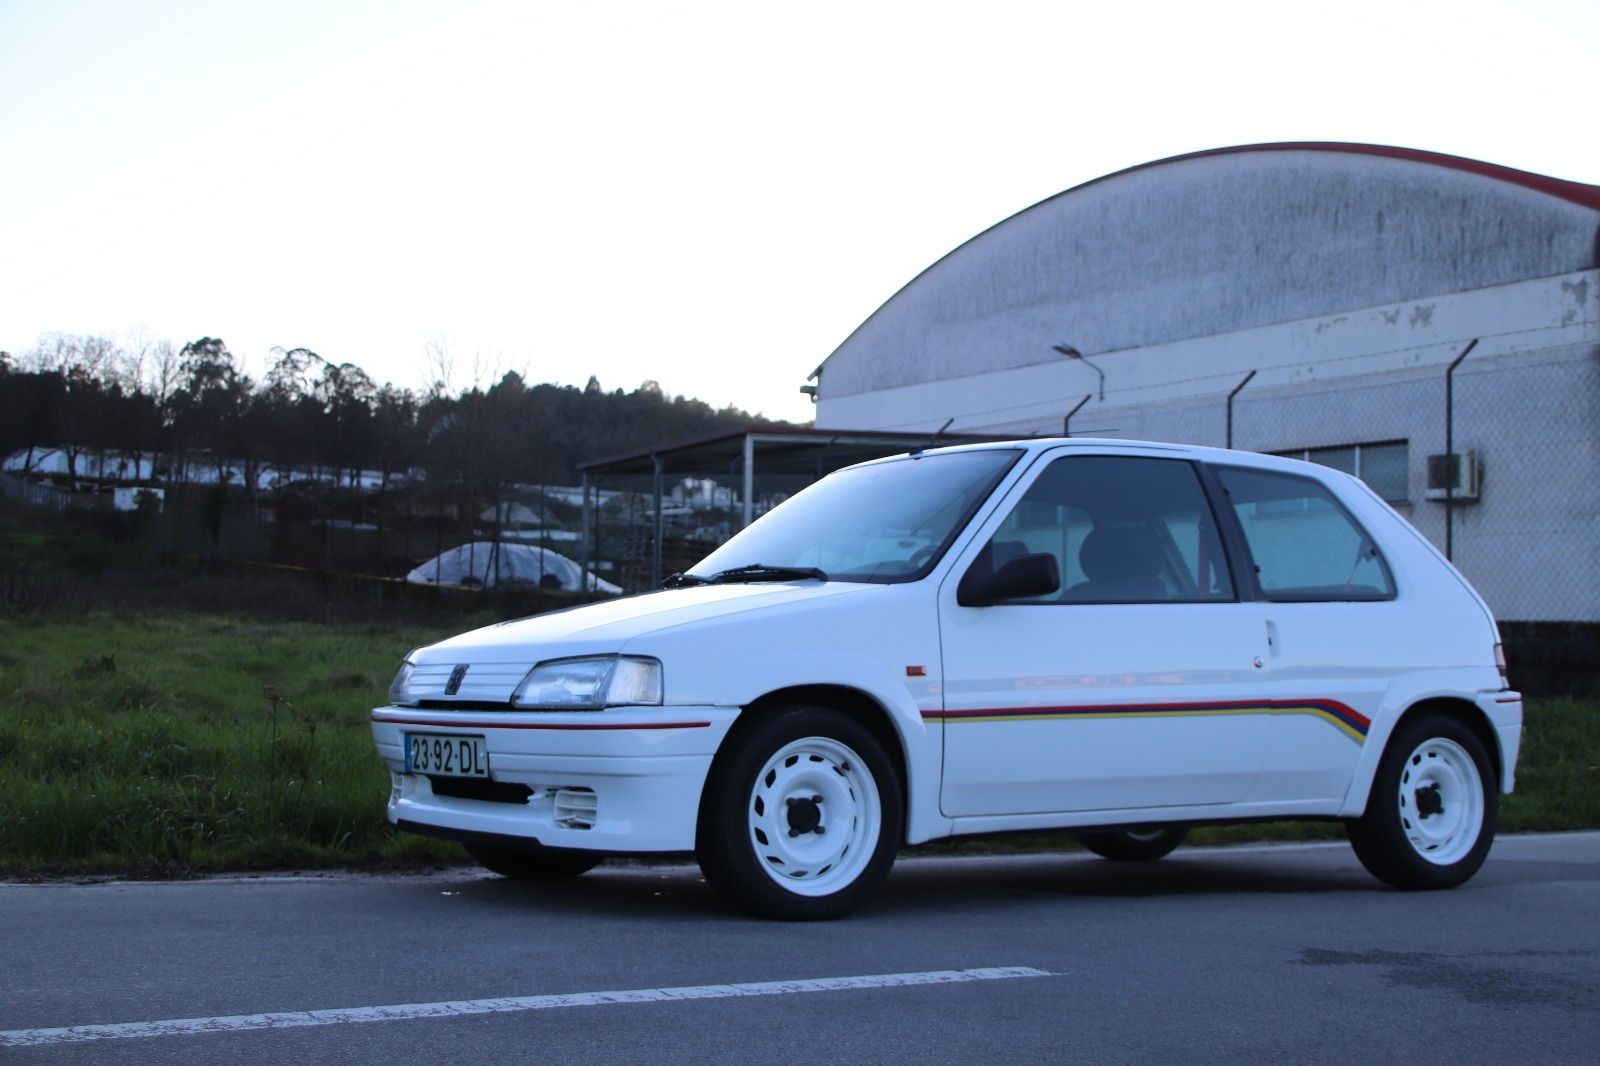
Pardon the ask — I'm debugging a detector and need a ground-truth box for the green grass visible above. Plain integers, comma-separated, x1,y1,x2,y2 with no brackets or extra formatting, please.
1500,696,1600,829
0,611,505,876
1,611,1596,876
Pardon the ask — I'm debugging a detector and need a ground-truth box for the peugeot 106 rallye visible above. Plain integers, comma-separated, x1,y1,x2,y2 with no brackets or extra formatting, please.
371,439,1522,919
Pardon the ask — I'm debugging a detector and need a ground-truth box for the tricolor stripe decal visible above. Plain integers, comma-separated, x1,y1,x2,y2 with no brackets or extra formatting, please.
923,699,1370,743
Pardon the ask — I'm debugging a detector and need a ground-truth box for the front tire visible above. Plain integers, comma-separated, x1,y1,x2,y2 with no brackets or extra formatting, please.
465,842,602,880
1079,826,1188,861
1347,713,1496,889
697,705,903,920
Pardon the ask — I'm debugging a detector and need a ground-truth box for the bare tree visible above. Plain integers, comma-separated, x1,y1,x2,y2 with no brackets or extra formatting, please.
421,333,457,397
142,339,182,406
19,332,125,480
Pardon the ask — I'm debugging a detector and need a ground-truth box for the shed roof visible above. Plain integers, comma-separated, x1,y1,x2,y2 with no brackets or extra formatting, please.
577,424,1007,478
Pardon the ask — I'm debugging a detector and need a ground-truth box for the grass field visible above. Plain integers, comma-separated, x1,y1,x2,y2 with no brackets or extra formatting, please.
2,610,1596,877
0,612,483,875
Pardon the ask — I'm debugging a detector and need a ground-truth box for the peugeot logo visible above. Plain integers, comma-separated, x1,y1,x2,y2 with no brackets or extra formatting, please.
445,664,469,695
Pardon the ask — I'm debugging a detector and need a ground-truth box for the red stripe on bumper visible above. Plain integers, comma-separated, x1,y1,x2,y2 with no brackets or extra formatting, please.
372,715,710,731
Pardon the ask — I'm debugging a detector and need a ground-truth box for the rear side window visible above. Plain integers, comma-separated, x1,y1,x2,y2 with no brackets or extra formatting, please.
1215,466,1395,601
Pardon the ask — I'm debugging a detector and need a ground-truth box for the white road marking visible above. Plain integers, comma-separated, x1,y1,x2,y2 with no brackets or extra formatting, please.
0,966,1053,1048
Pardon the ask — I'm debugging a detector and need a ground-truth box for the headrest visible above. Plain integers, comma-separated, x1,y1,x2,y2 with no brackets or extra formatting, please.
1079,526,1160,581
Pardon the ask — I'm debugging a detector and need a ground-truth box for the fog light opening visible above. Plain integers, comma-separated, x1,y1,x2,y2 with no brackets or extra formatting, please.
554,787,598,829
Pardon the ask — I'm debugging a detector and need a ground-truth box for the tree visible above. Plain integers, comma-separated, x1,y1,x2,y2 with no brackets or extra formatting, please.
16,333,124,481
315,361,378,488
264,347,327,483
0,367,64,476
171,337,253,486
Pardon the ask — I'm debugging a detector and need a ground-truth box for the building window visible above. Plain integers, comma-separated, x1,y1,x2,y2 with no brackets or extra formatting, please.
1277,441,1409,503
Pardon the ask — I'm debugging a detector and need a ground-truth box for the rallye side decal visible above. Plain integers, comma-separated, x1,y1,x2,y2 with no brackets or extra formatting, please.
922,699,1370,743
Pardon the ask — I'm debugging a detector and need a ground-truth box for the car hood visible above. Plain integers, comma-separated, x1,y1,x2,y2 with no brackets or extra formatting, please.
412,581,881,665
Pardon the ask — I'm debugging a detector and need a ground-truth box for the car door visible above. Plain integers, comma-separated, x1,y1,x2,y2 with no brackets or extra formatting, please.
936,450,1273,818
1208,464,1401,806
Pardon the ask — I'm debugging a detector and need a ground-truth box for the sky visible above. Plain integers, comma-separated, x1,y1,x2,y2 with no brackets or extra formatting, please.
2,0,1597,423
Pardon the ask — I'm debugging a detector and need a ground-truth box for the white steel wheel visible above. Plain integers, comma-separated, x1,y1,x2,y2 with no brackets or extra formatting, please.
747,737,880,897
697,705,903,920
1347,713,1497,891
1394,737,1484,866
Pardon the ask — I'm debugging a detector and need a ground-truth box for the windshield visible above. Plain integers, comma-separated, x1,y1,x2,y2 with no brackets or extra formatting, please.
685,449,1020,584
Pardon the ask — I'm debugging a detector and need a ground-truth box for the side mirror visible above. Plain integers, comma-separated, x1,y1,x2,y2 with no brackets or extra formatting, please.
958,552,1060,606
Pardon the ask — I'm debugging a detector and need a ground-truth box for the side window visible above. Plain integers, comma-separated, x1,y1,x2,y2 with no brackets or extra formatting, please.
975,456,1234,603
1215,466,1396,601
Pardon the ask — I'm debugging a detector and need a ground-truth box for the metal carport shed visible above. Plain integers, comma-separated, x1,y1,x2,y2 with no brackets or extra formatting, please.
576,425,1005,589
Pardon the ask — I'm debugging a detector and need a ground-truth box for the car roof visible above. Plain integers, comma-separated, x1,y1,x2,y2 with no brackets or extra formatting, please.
859,437,1346,482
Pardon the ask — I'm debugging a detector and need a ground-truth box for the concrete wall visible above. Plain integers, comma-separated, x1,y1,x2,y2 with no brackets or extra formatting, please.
819,268,1597,438
1135,340,1600,623
811,148,1600,622
817,266,1600,622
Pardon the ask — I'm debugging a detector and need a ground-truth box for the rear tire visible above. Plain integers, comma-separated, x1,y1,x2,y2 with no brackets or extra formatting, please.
465,843,602,880
1346,713,1496,890
697,705,902,920
1079,826,1188,861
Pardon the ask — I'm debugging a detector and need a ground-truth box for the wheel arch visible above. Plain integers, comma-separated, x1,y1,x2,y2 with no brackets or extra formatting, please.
1394,697,1504,788
1345,695,1503,816
714,684,921,841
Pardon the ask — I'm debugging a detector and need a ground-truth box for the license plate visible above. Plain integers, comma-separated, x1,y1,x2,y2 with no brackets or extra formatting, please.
404,733,489,778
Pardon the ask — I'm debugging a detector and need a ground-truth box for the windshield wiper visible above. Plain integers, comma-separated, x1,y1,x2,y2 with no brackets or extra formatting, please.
706,563,829,584
661,572,710,588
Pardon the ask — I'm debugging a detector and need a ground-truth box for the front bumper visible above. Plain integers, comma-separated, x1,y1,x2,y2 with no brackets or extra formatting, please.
370,705,740,852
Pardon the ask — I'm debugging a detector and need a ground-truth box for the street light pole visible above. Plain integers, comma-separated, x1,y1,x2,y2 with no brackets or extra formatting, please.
1052,344,1104,401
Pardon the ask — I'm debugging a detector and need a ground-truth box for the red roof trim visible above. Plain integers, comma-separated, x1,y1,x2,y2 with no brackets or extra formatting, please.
1090,142,1600,212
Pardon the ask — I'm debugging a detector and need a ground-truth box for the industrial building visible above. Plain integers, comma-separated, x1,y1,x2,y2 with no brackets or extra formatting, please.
812,143,1600,628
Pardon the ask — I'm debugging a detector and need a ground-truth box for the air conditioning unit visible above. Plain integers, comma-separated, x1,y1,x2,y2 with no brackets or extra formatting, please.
1425,450,1481,502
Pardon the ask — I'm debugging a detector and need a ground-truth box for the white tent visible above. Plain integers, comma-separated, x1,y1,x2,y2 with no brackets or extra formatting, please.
406,542,622,594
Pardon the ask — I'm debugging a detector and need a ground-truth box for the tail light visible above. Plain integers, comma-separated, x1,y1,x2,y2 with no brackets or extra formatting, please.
1494,643,1509,689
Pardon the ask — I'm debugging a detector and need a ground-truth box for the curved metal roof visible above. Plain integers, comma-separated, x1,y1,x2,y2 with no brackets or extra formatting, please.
1088,142,1600,213
816,142,1600,403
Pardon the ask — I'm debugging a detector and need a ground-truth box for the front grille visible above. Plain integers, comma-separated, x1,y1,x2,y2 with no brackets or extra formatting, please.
427,776,533,804
406,661,534,703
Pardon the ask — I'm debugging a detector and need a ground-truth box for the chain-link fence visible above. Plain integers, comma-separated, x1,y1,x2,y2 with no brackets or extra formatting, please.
1223,338,1600,627
1041,335,1600,694
930,333,1599,692
1008,335,1598,629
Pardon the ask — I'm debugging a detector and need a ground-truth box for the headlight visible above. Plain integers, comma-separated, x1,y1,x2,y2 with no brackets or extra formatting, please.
511,655,663,710
388,660,418,706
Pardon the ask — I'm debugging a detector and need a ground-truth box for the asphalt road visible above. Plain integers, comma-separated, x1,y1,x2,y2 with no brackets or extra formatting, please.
3,832,1597,1064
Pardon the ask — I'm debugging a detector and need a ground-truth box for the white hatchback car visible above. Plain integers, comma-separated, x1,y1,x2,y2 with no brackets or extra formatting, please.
372,439,1522,919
